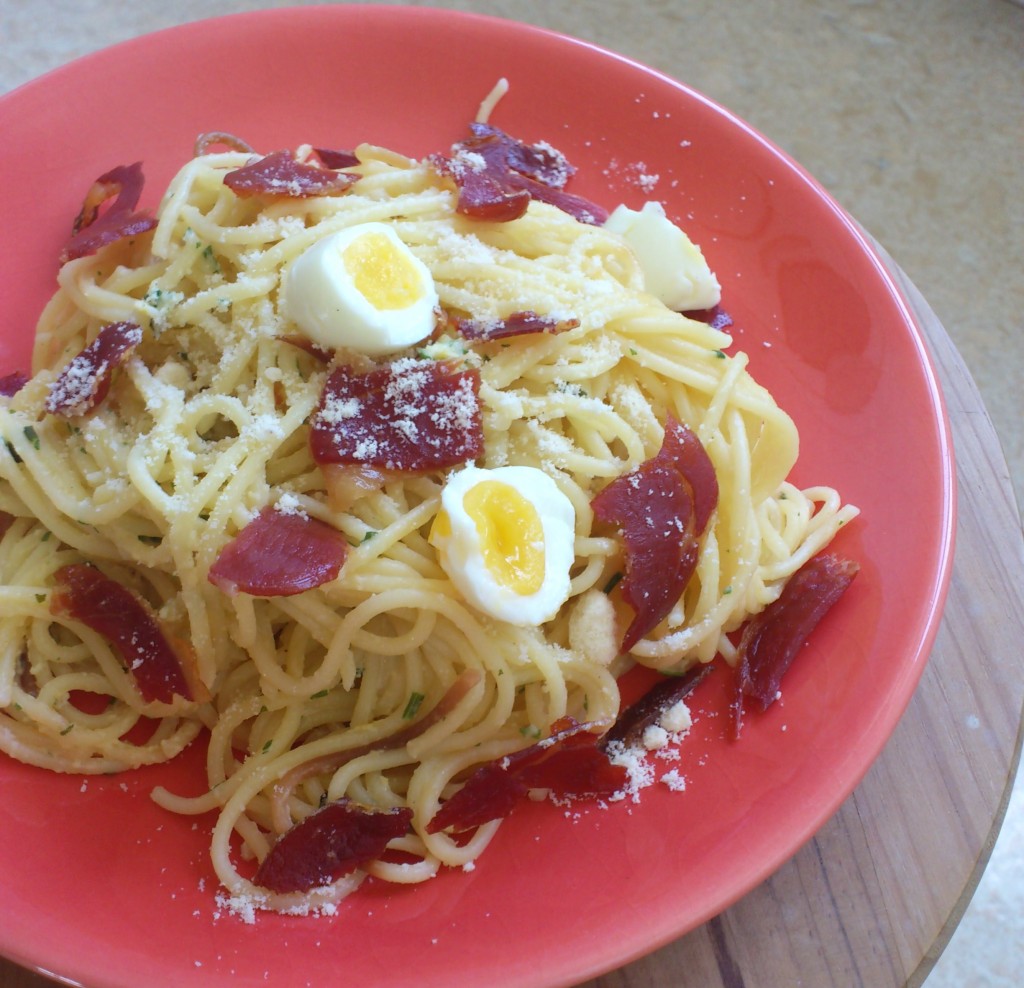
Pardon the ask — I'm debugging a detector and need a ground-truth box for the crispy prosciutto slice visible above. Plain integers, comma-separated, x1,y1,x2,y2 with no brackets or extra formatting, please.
433,122,608,225
310,360,483,473
208,506,348,597
734,553,859,735
425,718,626,834
0,372,27,397
454,310,580,342
254,799,413,894
223,150,359,199
50,563,207,705
60,163,157,264
592,416,718,652
44,321,142,418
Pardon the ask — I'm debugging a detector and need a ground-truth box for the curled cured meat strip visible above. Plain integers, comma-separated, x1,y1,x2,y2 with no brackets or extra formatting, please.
44,321,142,418
193,131,255,156
434,122,608,225
592,416,718,652
734,553,859,736
311,147,360,169
425,718,626,834
59,163,157,264
682,305,734,331
594,459,699,652
599,662,712,752
320,462,395,513
50,563,208,705
254,799,413,894
657,414,719,534
454,310,580,342
309,360,483,473
207,506,348,597
223,149,359,199
277,334,334,364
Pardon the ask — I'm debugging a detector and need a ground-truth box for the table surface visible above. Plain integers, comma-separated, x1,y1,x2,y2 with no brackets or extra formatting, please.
0,226,1020,987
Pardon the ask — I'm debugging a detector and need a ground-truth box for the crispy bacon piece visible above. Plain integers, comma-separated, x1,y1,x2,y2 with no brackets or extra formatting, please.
60,163,157,264
592,416,718,652
208,507,348,597
223,150,359,199
44,321,142,418
599,663,712,752
254,799,413,894
734,554,859,735
50,563,207,705
0,372,28,397
425,718,626,834
454,311,580,342
310,360,483,473
433,122,608,225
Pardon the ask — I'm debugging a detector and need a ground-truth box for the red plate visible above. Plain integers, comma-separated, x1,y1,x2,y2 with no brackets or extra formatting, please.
0,7,955,987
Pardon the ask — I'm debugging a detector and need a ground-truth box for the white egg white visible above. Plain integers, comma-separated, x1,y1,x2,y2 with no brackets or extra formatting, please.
284,222,438,356
432,465,576,626
604,201,721,311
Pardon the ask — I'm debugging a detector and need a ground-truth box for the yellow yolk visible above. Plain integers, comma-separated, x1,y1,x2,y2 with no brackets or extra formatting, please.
343,232,424,311
436,480,546,595
429,465,576,626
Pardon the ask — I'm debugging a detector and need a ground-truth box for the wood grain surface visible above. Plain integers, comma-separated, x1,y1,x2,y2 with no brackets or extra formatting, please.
0,253,1021,988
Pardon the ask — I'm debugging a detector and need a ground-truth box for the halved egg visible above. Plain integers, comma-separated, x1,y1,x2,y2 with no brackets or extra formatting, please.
284,222,438,356
429,465,576,626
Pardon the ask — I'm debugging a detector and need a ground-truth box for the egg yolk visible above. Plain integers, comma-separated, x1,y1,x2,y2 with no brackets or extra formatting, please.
342,232,424,310
433,480,546,595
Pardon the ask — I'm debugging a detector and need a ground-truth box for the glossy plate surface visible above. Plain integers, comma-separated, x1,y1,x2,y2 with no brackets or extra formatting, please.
0,7,954,987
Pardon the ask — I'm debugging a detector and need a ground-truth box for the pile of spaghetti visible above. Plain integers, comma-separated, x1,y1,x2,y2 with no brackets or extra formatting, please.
0,97,857,915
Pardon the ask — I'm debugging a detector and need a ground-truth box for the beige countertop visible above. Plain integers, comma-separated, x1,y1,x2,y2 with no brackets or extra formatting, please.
2,2,1022,986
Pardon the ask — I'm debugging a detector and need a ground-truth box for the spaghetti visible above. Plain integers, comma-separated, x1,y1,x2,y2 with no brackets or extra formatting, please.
0,101,857,915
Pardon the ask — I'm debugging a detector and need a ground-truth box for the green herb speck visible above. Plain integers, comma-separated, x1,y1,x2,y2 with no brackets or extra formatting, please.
402,692,426,719
603,571,623,594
